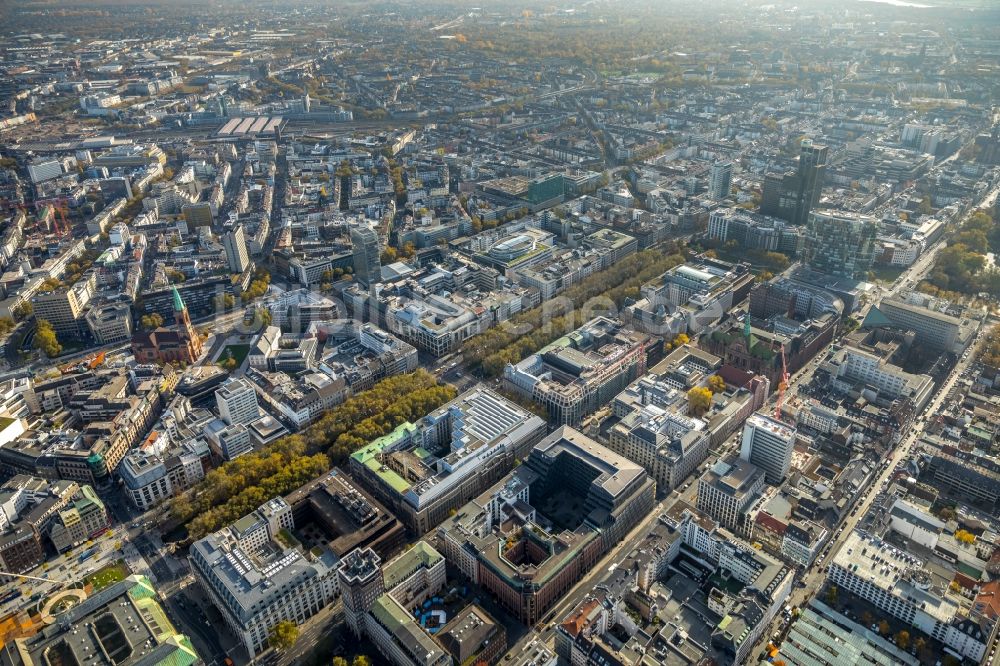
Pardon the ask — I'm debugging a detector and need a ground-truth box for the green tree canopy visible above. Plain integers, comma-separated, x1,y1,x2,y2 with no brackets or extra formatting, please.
268,620,298,651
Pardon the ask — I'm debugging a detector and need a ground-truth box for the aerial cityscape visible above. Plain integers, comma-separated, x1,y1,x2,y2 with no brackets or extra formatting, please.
0,0,997,665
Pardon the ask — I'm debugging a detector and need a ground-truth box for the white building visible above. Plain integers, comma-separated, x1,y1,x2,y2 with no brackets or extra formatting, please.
828,531,992,663
190,498,340,657
118,439,208,510
223,225,251,273
739,413,795,484
216,378,261,426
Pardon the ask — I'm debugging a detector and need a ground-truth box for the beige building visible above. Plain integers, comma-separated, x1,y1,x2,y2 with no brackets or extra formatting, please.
31,274,96,337
48,485,110,552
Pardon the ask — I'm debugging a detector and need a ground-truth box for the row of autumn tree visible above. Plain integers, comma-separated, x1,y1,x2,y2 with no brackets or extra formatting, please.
920,208,1000,299
462,248,688,377
168,370,456,539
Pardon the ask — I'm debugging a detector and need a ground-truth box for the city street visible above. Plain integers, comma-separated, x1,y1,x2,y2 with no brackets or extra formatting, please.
752,309,997,662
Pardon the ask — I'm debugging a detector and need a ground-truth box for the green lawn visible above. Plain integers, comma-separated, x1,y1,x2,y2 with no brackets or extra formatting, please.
218,344,250,366
85,561,128,591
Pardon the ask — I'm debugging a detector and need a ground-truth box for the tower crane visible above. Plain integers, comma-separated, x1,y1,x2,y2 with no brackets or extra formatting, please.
774,343,790,421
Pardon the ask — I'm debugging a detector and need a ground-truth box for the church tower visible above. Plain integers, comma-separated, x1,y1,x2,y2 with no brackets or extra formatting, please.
172,286,203,361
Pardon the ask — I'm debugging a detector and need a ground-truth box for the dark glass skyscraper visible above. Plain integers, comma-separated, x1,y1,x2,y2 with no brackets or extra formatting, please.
761,138,828,226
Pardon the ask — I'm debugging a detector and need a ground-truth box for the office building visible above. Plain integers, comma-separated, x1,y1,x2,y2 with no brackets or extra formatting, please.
710,540,795,665
86,299,134,345
118,439,209,511
190,498,340,657
216,423,254,460
828,531,994,663
761,139,828,226
223,225,252,273
826,344,934,409
339,547,386,637
803,210,878,280
351,225,382,287
624,258,754,337
283,468,406,560
47,485,111,552
696,457,766,536
437,427,656,625
215,378,261,426
338,542,451,666
709,161,733,200
872,295,976,354
0,575,199,666
504,316,652,424
31,275,96,338
739,413,795,484
264,289,339,333
182,201,214,228
437,606,506,666
706,208,804,256
351,388,546,533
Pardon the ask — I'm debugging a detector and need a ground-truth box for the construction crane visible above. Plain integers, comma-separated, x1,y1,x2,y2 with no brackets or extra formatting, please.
774,343,790,421
37,196,72,236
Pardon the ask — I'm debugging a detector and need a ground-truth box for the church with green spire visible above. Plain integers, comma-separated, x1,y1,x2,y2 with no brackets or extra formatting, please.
130,287,204,364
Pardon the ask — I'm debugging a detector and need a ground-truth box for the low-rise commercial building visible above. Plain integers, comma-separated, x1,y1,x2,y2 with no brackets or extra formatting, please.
0,575,199,666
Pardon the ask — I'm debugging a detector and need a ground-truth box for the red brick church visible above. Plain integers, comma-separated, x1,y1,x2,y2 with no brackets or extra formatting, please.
131,287,204,365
